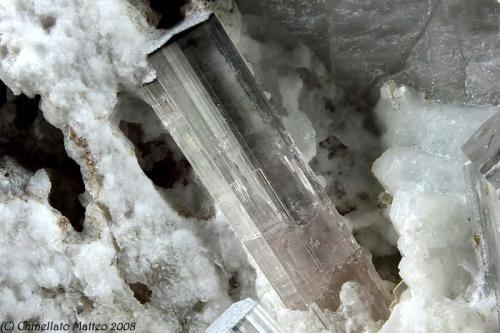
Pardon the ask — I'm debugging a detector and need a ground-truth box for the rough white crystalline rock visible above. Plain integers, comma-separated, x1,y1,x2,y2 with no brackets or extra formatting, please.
381,294,492,333
375,83,498,159
373,147,466,195
390,192,473,296
0,1,258,332
0,158,171,330
373,83,499,332
0,159,73,323
251,264,382,333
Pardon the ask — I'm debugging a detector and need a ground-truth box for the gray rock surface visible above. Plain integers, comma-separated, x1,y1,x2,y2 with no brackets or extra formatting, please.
238,0,499,104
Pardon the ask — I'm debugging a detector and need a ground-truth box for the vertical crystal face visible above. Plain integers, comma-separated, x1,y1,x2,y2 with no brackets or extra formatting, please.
463,111,500,315
138,15,390,321
206,298,282,333
464,112,500,189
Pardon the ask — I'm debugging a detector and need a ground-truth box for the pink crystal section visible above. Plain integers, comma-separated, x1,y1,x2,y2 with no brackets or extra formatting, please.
138,15,391,322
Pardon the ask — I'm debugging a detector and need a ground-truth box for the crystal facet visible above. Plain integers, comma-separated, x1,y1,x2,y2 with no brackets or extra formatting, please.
463,111,500,320
137,15,391,323
205,298,282,333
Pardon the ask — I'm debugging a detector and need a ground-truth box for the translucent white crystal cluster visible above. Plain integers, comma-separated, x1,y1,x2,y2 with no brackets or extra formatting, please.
373,83,499,332
0,157,186,330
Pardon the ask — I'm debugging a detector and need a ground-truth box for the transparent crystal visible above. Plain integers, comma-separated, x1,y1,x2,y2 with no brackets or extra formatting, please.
463,111,500,321
205,298,282,333
137,15,390,322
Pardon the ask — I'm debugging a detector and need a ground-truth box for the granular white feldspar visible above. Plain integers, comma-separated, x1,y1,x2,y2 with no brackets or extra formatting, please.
374,83,499,332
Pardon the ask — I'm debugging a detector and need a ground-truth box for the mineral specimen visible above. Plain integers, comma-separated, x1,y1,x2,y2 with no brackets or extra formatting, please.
138,14,391,324
1,0,498,332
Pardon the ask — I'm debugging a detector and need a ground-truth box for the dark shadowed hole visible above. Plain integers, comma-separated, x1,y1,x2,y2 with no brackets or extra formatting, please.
76,295,94,314
318,135,349,160
316,135,357,216
149,0,189,29
192,300,205,313
0,89,85,231
129,282,152,304
47,165,86,232
14,95,39,129
227,272,240,299
373,253,402,283
117,95,215,219
0,81,6,108
119,121,190,189
40,16,56,32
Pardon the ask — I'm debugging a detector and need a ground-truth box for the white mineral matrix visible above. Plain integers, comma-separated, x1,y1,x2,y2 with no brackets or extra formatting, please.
0,1,239,331
373,83,499,332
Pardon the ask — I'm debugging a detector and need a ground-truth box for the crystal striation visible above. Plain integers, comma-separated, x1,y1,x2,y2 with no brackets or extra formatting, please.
138,15,391,323
463,111,500,323
206,298,282,333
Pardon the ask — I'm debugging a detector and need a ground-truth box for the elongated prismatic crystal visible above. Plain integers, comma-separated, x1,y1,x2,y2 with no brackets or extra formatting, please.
138,14,391,322
206,298,282,333
463,111,500,323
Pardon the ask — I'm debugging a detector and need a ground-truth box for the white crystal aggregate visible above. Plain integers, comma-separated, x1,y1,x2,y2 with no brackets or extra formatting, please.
0,1,254,331
373,83,499,332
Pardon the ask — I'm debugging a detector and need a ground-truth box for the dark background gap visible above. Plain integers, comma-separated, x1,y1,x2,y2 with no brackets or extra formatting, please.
0,86,85,232
149,0,189,29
